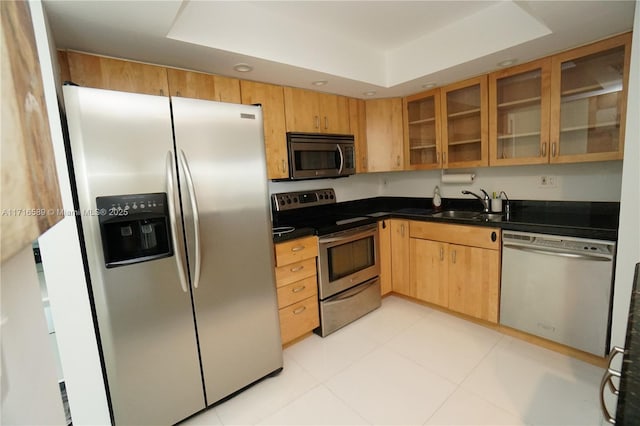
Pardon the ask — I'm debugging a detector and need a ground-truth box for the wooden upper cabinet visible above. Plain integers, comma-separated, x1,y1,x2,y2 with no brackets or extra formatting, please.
489,58,551,166
404,88,442,170
550,33,631,163
167,69,240,103
283,87,350,134
66,51,169,96
319,93,350,133
348,98,368,173
240,80,288,179
440,76,488,168
365,97,404,172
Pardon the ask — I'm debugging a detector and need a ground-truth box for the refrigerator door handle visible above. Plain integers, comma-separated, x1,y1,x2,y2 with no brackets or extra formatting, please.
166,151,189,293
179,149,202,289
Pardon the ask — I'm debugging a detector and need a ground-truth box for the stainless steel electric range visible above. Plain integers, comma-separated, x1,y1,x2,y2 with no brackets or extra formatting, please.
272,189,381,336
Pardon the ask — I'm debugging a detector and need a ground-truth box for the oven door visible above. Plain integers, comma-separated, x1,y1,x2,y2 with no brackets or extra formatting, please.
289,142,354,180
318,224,379,299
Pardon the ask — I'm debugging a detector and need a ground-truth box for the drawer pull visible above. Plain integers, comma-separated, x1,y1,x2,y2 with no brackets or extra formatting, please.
293,306,307,315
292,285,306,293
291,246,305,252
290,265,304,272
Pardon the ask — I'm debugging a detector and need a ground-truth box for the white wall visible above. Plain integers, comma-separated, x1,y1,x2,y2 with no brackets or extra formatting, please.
270,161,623,203
30,1,111,424
610,1,640,350
0,246,66,425
269,173,383,202
380,161,623,201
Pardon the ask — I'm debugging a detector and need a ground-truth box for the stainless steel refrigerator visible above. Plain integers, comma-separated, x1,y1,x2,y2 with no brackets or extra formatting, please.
63,86,283,425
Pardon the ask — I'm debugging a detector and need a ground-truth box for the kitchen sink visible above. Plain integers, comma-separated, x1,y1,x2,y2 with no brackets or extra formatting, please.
430,211,503,222
431,210,482,220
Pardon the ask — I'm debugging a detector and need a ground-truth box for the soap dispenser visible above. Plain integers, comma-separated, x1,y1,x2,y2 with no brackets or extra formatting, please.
432,185,442,212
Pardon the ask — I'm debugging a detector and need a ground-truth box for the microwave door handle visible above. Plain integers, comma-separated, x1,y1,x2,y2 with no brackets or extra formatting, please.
337,144,344,174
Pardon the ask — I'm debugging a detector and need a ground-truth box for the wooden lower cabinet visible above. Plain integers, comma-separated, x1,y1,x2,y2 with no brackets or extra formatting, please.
378,220,392,295
410,239,449,307
447,244,500,323
390,219,411,296
408,221,500,323
273,236,320,345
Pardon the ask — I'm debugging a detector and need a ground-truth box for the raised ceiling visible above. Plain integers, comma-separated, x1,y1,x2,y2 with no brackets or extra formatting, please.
43,0,635,98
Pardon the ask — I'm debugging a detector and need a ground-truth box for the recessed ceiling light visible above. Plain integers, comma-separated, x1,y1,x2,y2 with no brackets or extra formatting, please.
233,63,253,72
312,80,328,86
498,59,517,67
363,91,376,97
422,82,437,89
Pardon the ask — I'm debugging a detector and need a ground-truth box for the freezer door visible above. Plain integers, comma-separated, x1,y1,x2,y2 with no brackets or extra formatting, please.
171,97,283,404
63,86,205,424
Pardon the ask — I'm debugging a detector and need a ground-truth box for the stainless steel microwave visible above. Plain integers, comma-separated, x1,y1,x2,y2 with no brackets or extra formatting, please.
286,132,355,180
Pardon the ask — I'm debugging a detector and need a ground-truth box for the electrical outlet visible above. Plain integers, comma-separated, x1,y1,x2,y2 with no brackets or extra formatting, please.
538,175,557,188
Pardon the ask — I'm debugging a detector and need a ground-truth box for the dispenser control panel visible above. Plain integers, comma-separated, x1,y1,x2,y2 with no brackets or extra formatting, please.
96,193,172,268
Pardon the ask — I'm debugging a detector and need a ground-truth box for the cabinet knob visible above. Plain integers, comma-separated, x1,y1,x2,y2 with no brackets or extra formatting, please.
315,116,320,129
552,142,557,157
324,116,329,130
452,250,457,264
541,143,547,157
491,232,497,242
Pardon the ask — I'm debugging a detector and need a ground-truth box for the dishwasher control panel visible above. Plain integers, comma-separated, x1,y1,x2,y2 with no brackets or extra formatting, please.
503,231,615,258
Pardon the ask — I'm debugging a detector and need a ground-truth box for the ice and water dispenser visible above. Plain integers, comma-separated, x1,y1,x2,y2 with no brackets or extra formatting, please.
96,193,173,268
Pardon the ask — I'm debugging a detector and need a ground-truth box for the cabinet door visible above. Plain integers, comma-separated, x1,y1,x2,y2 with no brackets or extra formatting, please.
441,76,488,168
448,245,499,323
404,89,442,170
283,87,321,132
365,97,404,172
66,51,169,96
319,93,350,133
378,220,392,296
489,58,551,166
410,239,448,307
240,80,288,179
390,220,411,296
349,98,368,173
550,33,631,163
167,69,241,103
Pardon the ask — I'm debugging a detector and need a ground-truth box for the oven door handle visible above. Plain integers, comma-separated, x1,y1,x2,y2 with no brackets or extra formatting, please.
320,228,377,245
331,279,377,302
336,144,344,175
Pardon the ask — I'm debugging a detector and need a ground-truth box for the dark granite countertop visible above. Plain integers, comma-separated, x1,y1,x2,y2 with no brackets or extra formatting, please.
272,196,620,243
616,263,640,423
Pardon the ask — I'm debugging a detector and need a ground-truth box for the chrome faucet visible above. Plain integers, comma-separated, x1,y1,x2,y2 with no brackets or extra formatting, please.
462,189,491,213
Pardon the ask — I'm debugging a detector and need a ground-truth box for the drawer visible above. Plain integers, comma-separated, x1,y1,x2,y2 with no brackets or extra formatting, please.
279,295,319,344
410,221,500,250
274,236,318,266
277,275,317,308
275,257,316,287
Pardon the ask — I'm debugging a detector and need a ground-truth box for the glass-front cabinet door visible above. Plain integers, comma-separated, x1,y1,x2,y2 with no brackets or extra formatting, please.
440,76,488,168
550,33,631,163
489,59,551,166
404,89,441,170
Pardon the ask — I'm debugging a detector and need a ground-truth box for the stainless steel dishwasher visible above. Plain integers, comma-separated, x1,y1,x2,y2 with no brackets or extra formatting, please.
500,231,616,356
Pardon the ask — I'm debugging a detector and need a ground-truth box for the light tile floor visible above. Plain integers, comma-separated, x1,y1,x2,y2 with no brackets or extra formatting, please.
183,296,605,426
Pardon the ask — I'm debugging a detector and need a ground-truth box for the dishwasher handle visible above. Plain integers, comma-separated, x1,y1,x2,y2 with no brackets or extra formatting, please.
503,243,613,262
